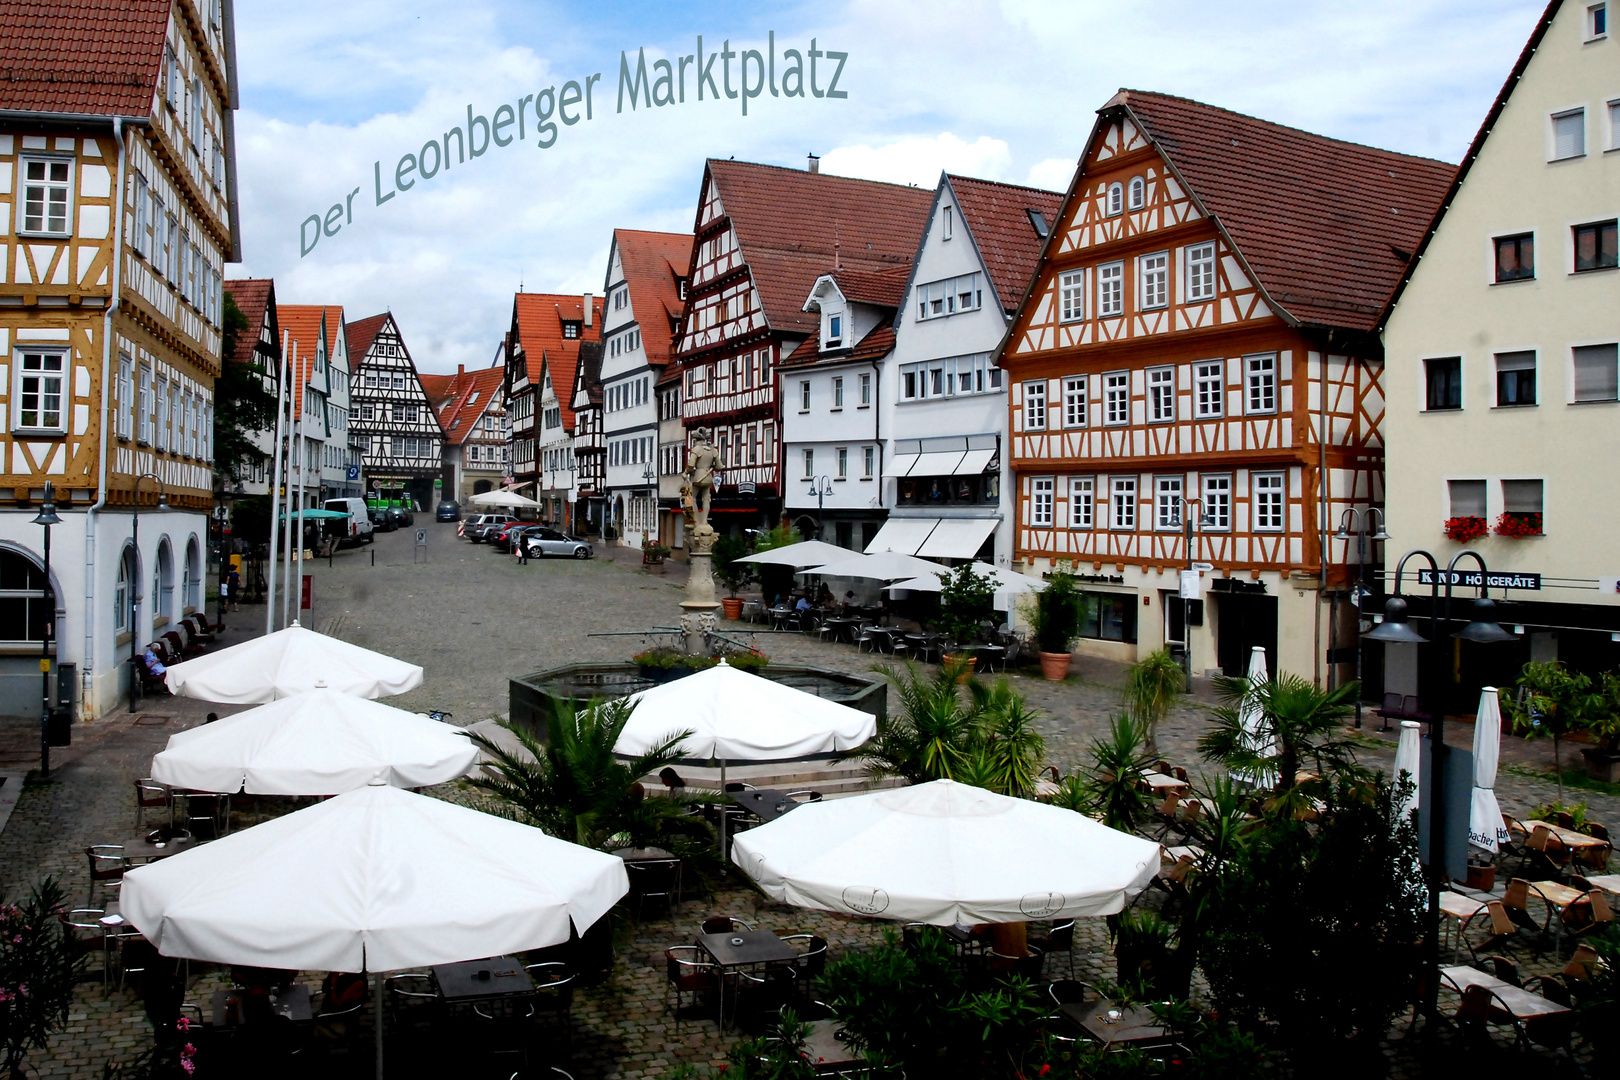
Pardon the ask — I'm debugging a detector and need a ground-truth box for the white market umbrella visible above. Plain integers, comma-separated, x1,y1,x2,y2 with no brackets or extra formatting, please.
732,779,1160,924
164,625,423,704
1393,720,1421,827
801,550,944,582
1233,646,1277,787
149,689,478,795
734,539,852,568
122,783,627,1078
1468,687,1510,853
468,489,539,508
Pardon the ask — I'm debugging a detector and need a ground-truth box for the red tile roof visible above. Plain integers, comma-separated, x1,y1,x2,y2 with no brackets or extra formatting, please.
946,175,1065,312
419,373,453,405
1102,90,1456,332
277,304,340,420
345,312,390,363
611,229,692,368
702,159,934,339
434,366,505,447
0,0,171,117
223,278,275,370
826,265,912,308
848,323,896,364
510,293,603,430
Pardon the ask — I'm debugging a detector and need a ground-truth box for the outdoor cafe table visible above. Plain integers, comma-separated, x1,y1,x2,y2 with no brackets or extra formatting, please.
611,846,675,863
432,956,534,1002
210,984,312,1027
1534,879,1593,948
1588,873,1620,895
119,831,195,864
822,616,860,644
1139,772,1189,795
698,929,800,1028
1440,965,1572,1022
804,1018,865,1075
1439,891,1489,961
733,788,801,824
1524,819,1610,854
1058,997,1170,1049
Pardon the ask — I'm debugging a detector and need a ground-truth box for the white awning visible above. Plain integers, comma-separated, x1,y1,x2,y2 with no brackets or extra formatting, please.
883,454,920,478
916,517,999,559
863,517,940,555
954,448,996,476
911,450,966,476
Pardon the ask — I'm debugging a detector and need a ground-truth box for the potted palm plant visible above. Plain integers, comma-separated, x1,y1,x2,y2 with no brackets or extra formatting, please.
936,565,996,681
1026,568,1080,681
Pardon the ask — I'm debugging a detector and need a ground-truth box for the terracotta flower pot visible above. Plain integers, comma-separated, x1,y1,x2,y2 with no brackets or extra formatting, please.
1038,651,1072,681
720,597,744,620
942,654,975,684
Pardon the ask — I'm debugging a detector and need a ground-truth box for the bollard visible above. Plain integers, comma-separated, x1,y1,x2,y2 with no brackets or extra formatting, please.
371,547,375,567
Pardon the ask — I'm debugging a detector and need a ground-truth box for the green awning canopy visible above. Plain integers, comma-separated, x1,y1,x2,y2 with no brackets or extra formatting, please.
279,508,351,522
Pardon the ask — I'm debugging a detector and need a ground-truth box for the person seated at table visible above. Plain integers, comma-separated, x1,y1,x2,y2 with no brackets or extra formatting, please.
795,594,813,613
843,589,858,610
817,583,835,606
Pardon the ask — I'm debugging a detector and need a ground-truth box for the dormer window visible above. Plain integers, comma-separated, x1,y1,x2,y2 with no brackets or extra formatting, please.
827,314,843,347
943,205,953,240
1027,209,1049,238
1128,177,1145,210
1107,182,1124,216
562,322,581,339
677,278,688,300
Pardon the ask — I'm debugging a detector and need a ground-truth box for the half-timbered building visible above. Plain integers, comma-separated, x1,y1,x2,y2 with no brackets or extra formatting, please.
569,341,605,533
346,312,444,511
1001,91,1454,681
426,361,507,503
672,158,933,532
600,229,691,548
221,277,279,498
502,292,602,530
0,0,239,718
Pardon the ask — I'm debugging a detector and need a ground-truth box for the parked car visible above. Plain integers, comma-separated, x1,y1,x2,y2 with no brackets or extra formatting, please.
369,506,398,532
322,497,375,545
436,500,461,522
464,514,513,542
489,521,536,552
386,506,414,529
523,528,594,560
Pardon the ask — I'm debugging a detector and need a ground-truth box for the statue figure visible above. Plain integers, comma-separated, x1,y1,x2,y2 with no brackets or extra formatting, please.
680,428,720,544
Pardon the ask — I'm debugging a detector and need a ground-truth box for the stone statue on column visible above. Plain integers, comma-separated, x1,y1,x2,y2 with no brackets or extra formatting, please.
679,427,723,646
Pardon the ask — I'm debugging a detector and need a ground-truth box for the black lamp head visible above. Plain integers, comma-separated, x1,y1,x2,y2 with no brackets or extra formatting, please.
1453,596,1520,644
1364,595,1429,644
32,483,61,527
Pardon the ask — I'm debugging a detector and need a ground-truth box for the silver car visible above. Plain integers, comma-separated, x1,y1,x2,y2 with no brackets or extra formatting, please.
523,528,593,560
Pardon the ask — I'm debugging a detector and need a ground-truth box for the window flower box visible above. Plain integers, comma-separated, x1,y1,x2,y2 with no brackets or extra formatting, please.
1443,516,1489,543
1494,512,1542,538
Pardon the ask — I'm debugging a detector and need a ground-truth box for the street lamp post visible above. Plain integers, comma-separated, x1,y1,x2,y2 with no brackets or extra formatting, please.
129,473,169,714
1176,496,1210,687
642,463,657,546
807,475,834,541
32,484,61,778
1364,548,1518,1022
1333,508,1390,728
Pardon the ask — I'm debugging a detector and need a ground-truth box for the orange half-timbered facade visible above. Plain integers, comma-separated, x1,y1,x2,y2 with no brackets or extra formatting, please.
1002,91,1453,680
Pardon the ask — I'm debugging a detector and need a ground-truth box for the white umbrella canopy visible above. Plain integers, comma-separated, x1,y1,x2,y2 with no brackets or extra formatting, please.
614,660,876,763
149,689,478,795
884,562,1047,595
734,540,852,568
468,489,539,508
164,626,423,704
732,779,1160,924
120,783,628,973
1233,646,1277,787
800,550,944,582
1468,687,1510,853
1393,720,1422,826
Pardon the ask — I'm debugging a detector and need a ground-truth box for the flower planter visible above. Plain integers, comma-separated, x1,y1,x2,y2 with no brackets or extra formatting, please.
942,653,975,684
1581,747,1620,784
720,597,744,621
1038,651,1072,681
1464,862,1496,893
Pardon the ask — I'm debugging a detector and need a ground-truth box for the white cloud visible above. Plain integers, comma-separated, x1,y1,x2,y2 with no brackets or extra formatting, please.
820,133,1010,187
1024,157,1075,194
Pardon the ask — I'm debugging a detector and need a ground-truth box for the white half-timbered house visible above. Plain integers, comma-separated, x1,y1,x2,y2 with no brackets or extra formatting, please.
502,292,602,532
425,362,508,503
570,341,604,533
0,1,240,718
221,278,280,498
1001,90,1454,681
346,312,444,511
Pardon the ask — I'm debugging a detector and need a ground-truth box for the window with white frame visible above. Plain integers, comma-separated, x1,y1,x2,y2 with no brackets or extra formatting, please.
133,175,149,256
863,445,875,478
1147,366,1175,422
1098,262,1124,316
802,448,815,478
166,215,180,282
1186,242,1216,301
1069,476,1094,529
1032,476,1054,526
1253,472,1284,531
1139,252,1169,309
1128,176,1145,210
13,348,66,433
20,157,72,235
1110,476,1137,530
916,273,984,320
832,376,844,409
138,366,152,444
837,447,848,478
1589,2,1609,38
1023,380,1046,430
1106,182,1123,216
1104,371,1129,426
1552,109,1585,160
1245,354,1277,413
116,353,133,439
1202,474,1231,530
1059,270,1086,322
1063,376,1087,428
154,376,169,450
799,380,810,411
1155,476,1183,530
1194,360,1223,418
1573,343,1619,402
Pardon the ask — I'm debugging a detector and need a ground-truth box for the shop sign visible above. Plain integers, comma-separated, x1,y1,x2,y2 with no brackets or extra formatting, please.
1417,569,1541,590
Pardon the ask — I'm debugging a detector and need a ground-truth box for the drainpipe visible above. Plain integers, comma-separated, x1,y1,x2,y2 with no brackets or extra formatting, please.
1316,337,1331,687
84,117,127,717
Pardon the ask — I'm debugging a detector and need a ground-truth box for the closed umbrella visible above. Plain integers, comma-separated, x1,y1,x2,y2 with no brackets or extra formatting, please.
164,625,423,704
1233,646,1277,787
1468,687,1510,853
149,688,478,795
1393,720,1421,826
732,779,1160,924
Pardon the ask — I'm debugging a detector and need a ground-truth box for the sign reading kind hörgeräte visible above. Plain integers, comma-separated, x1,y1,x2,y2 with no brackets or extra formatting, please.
300,33,849,258
1416,569,1542,590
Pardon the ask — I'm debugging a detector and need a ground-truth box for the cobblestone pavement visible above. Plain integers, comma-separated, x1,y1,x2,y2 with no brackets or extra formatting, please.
0,524,1612,1077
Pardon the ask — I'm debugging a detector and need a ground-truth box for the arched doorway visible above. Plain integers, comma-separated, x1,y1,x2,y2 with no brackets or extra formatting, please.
473,479,492,495
155,539,174,624
184,536,203,612
794,515,818,542
114,545,136,636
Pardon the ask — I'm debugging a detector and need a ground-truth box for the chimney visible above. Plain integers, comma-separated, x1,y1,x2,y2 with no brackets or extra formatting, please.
583,292,594,327
807,153,820,174
458,364,465,378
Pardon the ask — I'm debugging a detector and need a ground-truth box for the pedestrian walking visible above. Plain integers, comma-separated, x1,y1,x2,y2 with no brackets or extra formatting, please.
226,565,241,611
517,531,530,566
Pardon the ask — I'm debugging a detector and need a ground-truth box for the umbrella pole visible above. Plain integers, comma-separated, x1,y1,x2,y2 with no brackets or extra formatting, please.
718,758,727,858
373,969,384,1080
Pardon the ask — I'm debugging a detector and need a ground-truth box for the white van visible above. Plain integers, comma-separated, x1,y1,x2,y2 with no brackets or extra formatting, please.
322,497,375,545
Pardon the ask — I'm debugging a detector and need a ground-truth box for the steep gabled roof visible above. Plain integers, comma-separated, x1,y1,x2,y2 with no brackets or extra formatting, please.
223,278,276,369
277,304,335,420
1380,0,1564,328
435,367,505,447
0,0,171,117
510,292,603,429
610,229,692,368
418,373,453,407
322,305,348,372
703,159,934,338
345,313,390,361
573,340,604,410
826,265,912,308
946,175,1065,312
1096,90,1456,332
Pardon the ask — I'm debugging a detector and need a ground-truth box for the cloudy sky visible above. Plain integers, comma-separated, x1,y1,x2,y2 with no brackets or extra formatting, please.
233,0,1546,374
